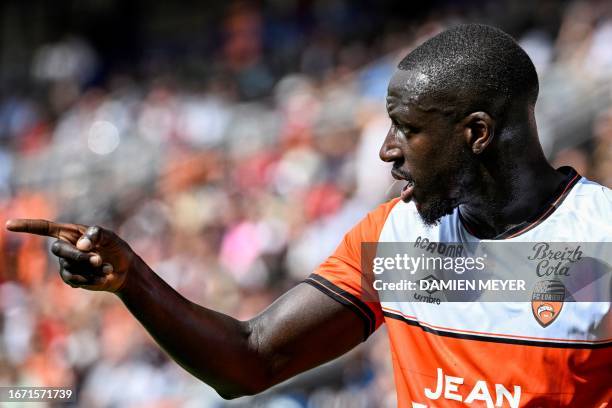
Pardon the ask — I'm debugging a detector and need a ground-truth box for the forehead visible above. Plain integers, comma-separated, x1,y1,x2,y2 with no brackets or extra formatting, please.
387,69,457,118
386,70,437,122
387,69,432,106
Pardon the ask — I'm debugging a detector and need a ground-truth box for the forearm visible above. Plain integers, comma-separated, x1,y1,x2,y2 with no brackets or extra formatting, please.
116,255,267,398
6,219,366,398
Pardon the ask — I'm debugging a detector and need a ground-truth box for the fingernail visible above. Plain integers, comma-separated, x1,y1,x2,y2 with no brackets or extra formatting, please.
77,238,92,250
101,263,114,275
90,255,102,267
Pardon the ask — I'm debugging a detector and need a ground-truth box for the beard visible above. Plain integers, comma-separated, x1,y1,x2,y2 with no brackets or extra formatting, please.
413,148,475,226
415,193,457,226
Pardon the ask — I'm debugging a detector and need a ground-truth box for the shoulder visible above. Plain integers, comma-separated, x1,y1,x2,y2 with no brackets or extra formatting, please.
567,178,612,217
556,177,612,240
367,197,403,224
348,198,402,243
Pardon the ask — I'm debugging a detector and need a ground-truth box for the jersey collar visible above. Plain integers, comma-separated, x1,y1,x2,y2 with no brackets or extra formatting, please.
458,166,581,240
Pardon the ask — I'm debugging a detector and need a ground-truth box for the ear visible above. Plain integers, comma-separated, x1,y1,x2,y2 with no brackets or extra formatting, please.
461,112,494,154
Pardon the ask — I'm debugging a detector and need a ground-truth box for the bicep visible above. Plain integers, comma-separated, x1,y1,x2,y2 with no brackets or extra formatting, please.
248,282,365,387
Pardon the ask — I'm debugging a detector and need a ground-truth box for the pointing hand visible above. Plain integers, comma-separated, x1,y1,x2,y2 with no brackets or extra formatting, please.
6,219,135,292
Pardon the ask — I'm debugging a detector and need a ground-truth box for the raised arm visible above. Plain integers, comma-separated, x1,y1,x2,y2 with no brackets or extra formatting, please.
5,219,365,399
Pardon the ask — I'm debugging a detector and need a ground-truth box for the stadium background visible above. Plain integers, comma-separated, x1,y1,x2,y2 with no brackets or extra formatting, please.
0,0,611,406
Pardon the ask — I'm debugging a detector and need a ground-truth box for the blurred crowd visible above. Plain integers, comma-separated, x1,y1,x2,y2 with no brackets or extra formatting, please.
1,1,611,407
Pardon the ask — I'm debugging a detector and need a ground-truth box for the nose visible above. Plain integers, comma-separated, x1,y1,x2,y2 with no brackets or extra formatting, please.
379,126,403,162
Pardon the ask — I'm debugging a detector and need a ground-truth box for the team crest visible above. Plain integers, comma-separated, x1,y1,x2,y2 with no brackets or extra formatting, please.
531,280,565,327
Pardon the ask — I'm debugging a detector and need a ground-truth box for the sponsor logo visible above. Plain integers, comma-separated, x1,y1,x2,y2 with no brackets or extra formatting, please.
527,242,582,277
412,367,521,407
414,274,442,305
531,280,565,327
414,237,464,257
419,274,440,295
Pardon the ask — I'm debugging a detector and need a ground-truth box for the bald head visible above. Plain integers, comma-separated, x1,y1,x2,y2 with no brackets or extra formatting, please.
395,24,539,122
381,25,557,228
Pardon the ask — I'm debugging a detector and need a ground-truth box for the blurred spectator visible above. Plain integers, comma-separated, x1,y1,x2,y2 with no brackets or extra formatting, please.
1,1,611,407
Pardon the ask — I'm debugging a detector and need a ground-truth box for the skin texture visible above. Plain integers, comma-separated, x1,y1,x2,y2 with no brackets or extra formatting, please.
5,63,570,398
381,68,566,234
383,69,472,224
4,219,364,399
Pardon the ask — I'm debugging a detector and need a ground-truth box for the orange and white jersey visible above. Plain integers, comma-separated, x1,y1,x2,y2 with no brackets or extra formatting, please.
305,167,612,407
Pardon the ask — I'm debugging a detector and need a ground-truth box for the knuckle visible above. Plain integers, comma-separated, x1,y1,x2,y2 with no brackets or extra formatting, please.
60,269,72,282
61,264,73,273
51,240,62,254
76,251,90,262
87,225,101,237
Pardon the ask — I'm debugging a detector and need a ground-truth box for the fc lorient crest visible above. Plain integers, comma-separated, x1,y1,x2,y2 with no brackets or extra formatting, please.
531,280,566,327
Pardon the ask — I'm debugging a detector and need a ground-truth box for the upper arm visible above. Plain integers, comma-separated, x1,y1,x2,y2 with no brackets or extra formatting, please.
247,199,399,390
247,282,365,388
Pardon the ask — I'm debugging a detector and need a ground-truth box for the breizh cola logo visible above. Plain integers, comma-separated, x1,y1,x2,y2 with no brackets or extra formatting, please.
527,242,582,277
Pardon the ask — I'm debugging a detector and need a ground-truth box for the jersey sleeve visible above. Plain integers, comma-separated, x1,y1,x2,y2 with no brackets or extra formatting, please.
304,198,400,340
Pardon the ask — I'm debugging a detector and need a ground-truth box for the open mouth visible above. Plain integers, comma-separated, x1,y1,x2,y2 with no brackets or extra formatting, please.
401,180,415,203
391,167,409,181
391,168,415,203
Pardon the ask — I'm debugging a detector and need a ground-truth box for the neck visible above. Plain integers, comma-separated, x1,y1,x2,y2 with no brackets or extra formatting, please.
458,150,567,239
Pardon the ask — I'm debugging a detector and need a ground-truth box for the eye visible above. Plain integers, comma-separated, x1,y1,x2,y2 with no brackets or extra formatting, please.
393,121,418,136
405,122,420,134
401,125,416,134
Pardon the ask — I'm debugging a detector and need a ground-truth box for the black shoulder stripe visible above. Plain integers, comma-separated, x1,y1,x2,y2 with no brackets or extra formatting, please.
304,274,376,340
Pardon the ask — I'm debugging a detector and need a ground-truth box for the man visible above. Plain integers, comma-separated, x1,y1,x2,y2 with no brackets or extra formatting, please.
7,24,611,407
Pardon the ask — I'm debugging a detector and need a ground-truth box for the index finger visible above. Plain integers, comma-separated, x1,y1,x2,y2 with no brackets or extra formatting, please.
6,219,87,242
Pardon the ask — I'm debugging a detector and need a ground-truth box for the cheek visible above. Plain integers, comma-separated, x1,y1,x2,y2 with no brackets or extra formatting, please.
412,137,464,187
406,135,435,164
407,135,445,177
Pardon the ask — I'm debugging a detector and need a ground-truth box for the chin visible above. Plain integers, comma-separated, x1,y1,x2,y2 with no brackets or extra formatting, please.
416,198,456,226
